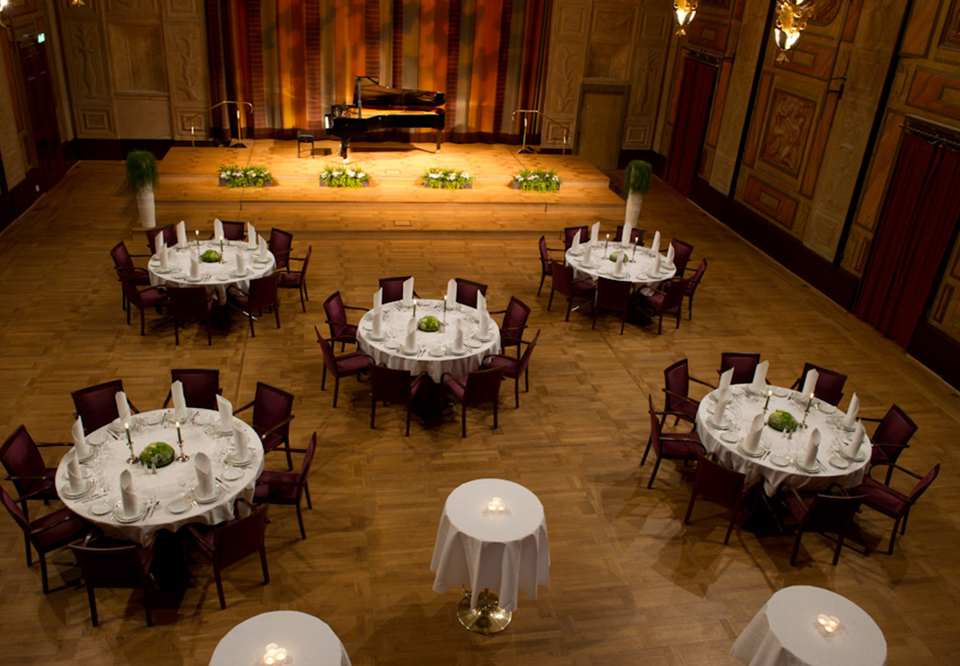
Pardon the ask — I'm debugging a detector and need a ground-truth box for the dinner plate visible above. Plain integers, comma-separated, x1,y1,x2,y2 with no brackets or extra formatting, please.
153,266,175,274
361,324,372,331
449,348,467,356
183,275,205,283
817,402,838,414
839,447,867,462
428,349,445,357
223,466,244,481
115,504,148,523
367,334,385,341
195,486,223,505
385,341,400,350
770,454,791,467
226,451,256,467
464,340,481,349
91,499,115,516
232,270,249,278
773,387,789,398
76,448,96,464
580,262,596,269
61,479,93,499
166,498,191,514
254,258,272,265
194,411,216,426
400,348,419,356
737,443,765,458
142,412,164,426
828,455,850,469
720,432,739,444
707,416,732,430
794,459,822,474
476,336,493,343
568,250,584,257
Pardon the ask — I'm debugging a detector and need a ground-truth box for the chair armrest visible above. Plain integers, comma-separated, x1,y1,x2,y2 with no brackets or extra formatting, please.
31,514,78,537
868,462,921,483
34,442,73,448
258,415,295,439
6,474,56,483
234,400,255,414
858,416,883,423
10,485,57,503
326,334,357,345
547,246,565,254
343,304,367,312
161,391,173,409
411,372,427,390
662,388,699,408
482,353,513,365
873,441,909,450
127,399,141,414
689,375,716,389
440,373,465,390
288,256,307,263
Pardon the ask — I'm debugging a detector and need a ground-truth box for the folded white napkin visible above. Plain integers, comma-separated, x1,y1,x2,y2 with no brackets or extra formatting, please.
583,242,594,266
478,313,491,340
247,222,257,247
843,393,859,428
718,367,734,393
801,368,819,398
190,255,200,280
116,391,132,425
402,277,415,306
236,249,246,274
743,413,764,454
652,253,661,274
750,360,769,394
453,319,465,353
372,307,383,337
67,456,85,494
404,316,417,354
172,380,188,422
666,244,675,265
446,279,457,306
802,428,820,469
713,388,731,425
652,231,661,255
258,235,269,260
373,288,383,310
621,222,632,247
119,469,138,517
233,426,248,461
214,218,223,240
216,395,233,432
613,252,625,277
159,242,169,270
194,452,215,499
590,221,600,244
72,416,90,461
845,422,865,459
176,220,188,247
477,291,487,315
571,232,581,253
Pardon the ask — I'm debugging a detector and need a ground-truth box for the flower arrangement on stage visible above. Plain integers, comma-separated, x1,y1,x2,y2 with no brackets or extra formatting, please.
420,168,473,190
320,166,370,188
513,168,562,192
218,164,273,188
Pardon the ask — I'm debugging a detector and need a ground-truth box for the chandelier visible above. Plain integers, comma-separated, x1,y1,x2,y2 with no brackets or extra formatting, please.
774,0,814,61
673,0,698,37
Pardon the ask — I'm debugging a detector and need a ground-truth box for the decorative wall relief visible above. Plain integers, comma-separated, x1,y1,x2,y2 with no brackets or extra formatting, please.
634,50,661,114
173,27,203,101
941,0,960,50
72,23,106,99
759,89,816,175
549,44,585,115
108,23,167,93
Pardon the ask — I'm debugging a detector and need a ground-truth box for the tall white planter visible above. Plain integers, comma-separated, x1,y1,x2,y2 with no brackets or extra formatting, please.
136,185,156,229
624,191,642,228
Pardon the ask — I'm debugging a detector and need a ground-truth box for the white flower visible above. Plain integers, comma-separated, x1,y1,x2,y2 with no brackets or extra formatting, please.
429,173,440,179
553,175,560,181
514,175,524,181
357,172,366,179
447,174,456,180
333,170,343,177
219,172,228,179
461,173,470,179
346,170,356,177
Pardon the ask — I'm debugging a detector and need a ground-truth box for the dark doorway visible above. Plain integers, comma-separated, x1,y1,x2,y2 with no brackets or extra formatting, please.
18,39,66,192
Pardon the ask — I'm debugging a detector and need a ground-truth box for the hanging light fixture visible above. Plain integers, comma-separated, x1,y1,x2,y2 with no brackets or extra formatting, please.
673,0,698,37
0,0,9,28
774,0,815,61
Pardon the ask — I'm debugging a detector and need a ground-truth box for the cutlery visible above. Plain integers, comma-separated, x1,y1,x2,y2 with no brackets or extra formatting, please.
147,500,160,518
761,450,771,461
78,492,105,504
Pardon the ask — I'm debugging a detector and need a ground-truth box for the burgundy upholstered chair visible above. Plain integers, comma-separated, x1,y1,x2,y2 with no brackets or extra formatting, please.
643,395,705,489
162,369,221,411
670,239,694,276
279,245,312,312
370,365,424,436
110,241,151,310
268,228,294,270
856,462,939,554
538,235,565,296
548,261,596,321
442,366,506,437
779,486,865,566
719,352,761,385
638,278,687,334
71,538,157,626
254,433,316,540
563,225,589,249
454,277,488,309
216,220,246,240
592,277,632,334
144,224,177,254
232,273,281,337
1,487,88,594
491,296,530,357
118,268,168,336
315,326,373,408
614,225,644,245
235,382,296,470
323,290,363,349
378,276,416,303
187,498,270,609
72,379,134,434
170,286,214,345
661,358,713,429
684,258,707,320
864,404,918,485
791,363,847,406
684,453,751,545
482,329,540,408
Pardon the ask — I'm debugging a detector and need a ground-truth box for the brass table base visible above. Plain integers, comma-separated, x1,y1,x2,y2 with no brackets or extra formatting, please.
457,588,512,634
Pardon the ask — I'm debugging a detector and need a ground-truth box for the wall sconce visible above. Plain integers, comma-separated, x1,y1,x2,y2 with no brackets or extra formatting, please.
0,0,9,29
674,0,698,37
774,0,815,61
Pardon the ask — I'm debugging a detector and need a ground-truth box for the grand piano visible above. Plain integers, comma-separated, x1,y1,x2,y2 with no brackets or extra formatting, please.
324,77,446,160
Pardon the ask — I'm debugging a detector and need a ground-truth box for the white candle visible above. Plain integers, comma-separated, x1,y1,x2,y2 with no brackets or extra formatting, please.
817,614,840,635
487,497,506,513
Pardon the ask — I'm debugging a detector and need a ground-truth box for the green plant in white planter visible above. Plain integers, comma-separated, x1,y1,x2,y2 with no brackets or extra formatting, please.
623,160,652,229
126,151,160,229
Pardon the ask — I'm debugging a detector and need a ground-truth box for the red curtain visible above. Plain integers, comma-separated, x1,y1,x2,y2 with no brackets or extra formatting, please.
854,131,960,347
664,57,716,197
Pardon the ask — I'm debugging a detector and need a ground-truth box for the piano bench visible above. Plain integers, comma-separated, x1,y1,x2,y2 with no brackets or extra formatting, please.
297,131,315,158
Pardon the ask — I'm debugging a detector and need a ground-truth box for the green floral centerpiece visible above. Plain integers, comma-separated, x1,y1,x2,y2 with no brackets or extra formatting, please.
421,168,473,189
417,316,441,332
200,249,221,263
320,166,369,188
513,168,562,192
767,410,799,432
609,251,629,262
218,164,272,188
139,442,175,468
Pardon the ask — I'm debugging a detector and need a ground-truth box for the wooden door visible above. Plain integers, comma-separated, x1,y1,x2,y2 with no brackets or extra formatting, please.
18,41,65,191
576,86,627,170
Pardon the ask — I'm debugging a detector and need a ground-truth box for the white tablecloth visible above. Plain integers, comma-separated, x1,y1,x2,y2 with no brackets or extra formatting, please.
431,478,550,612
56,408,264,546
357,300,500,383
730,585,887,666
696,386,870,495
210,610,351,666
565,245,677,285
148,240,275,296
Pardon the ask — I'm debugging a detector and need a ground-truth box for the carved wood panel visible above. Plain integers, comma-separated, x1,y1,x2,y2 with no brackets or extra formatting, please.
108,22,168,93
759,88,817,176
68,21,110,101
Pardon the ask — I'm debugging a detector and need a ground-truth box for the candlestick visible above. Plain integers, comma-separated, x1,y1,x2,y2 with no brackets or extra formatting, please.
125,423,138,464
805,393,814,414
763,390,772,412
175,421,189,462
632,238,638,260
605,233,609,251
413,300,417,317
443,296,447,325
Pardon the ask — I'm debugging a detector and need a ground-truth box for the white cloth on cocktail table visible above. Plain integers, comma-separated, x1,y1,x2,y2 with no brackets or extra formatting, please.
431,478,550,612
210,610,351,666
730,585,887,666
565,246,677,285
148,240,275,299
357,300,500,383
55,408,264,546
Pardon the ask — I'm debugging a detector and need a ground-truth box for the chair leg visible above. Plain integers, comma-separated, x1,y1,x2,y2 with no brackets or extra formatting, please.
296,503,306,540
274,302,280,329
688,295,694,320
140,307,146,335
657,311,664,335
683,490,697,525
214,567,227,609
591,302,598,329
724,502,741,545
565,297,574,322
538,273,546,296
790,531,803,566
206,318,212,346
40,552,50,594
405,404,412,436
248,312,256,337
87,584,99,627
305,483,312,509
260,545,270,584
284,440,293,471
888,517,902,554
646,457,662,489
370,397,377,429
300,287,306,313
303,280,309,303
493,400,499,430
24,533,32,567
620,311,626,335
321,365,327,391
640,437,652,466
676,307,681,329
333,376,340,408
461,406,467,438
174,320,180,346
832,534,846,566
547,286,555,311
143,593,153,627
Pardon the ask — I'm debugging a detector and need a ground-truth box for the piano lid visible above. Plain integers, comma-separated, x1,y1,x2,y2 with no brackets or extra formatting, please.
354,76,445,110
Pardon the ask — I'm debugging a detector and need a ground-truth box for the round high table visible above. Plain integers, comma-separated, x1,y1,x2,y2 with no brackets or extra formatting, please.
430,479,550,634
56,408,264,546
565,244,677,285
210,610,352,666
730,585,887,666
695,386,871,495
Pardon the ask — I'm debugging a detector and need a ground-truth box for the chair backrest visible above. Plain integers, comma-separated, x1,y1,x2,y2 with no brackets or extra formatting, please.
662,279,688,310
455,278,488,308
500,296,531,346
246,272,280,310
614,225,644,244
72,379,125,434
796,363,846,406
906,464,940,505
314,326,339,374
0,425,46,496
145,225,177,253
213,502,269,570
539,236,550,272
647,394,664,456
170,369,220,410
720,353,761,385
371,365,415,405
379,276,412,303
218,220,246,240
463,366,506,407
514,329,541,377
170,286,210,320
71,543,149,589
800,493,864,534
110,242,135,271
693,453,746,509
0,486,33,536
298,245,312,277
550,261,574,297
671,239,694,273
596,277,632,311
663,359,690,415
873,404,918,448
116,268,145,307
297,433,317,492
252,382,294,436
563,226,588,249
269,228,294,270
686,258,707,294
323,291,352,339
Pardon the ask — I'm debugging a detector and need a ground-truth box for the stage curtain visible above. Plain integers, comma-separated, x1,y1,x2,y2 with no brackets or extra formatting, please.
854,132,960,347
664,57,716,197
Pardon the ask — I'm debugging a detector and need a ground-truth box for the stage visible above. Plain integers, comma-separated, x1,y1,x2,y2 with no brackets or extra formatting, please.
154,140,626,237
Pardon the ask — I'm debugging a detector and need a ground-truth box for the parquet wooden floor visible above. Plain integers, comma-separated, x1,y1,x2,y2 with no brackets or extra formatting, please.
0,149,958,665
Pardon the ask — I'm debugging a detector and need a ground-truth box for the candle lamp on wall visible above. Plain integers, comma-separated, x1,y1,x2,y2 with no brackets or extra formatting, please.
673,0,698,36
774,0,815,61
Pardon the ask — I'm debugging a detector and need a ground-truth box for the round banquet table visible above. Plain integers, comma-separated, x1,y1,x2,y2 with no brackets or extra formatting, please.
431,478,550,615
565,244,677,285
209,610,352,666
56,408,265,546
695,386,871,495
730,585,887,666
357,299,501,383
148,240,275,295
